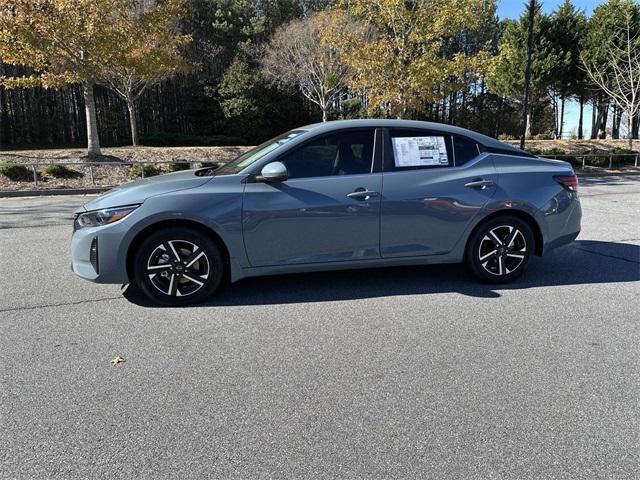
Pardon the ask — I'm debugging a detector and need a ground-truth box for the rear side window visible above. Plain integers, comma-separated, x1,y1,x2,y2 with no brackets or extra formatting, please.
453,136,480,166
387,129,452,171
279,129,375,179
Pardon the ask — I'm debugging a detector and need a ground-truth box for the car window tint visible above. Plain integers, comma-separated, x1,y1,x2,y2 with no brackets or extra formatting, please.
453,136,480,166
280,130,374,179
388,129,452,171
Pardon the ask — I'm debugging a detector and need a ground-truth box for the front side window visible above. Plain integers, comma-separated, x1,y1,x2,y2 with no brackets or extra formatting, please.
453,136,480,166
387,129,452,171
279,130,375,179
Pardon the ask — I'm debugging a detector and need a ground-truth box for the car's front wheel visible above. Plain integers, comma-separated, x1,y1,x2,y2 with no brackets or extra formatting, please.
466,215,534,284
132,227,224,306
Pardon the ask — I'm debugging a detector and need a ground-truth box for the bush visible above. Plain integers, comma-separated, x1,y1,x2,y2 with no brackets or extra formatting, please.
0,161,31,181
608,148,637,167
131,163,159,177
533,133,551,140
43,164,82,178
166,161,191,173
535,148,567,157
139,133,247,147
610,147,635,154
199,162,220,168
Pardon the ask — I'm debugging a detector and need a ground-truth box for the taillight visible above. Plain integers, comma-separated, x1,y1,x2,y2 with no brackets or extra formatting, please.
554,174,578,192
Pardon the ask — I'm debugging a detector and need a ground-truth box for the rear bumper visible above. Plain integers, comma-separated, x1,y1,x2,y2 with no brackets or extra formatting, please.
539,191,582,254
546,230,580,251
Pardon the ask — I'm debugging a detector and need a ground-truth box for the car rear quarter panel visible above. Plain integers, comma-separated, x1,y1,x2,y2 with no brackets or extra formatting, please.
487,154,581,252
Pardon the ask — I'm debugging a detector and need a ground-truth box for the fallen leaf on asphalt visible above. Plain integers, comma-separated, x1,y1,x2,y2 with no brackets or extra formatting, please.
111,356,125,365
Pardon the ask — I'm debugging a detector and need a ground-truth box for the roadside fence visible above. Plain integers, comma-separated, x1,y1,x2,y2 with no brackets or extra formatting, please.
541,153,639,170
2,154,639,190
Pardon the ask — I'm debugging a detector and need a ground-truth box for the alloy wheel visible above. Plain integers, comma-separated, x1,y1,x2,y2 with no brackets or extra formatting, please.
478,225,527,276
146,239,210,297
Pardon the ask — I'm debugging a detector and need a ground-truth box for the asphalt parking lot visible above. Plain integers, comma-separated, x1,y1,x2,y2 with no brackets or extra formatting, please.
1,176,639,479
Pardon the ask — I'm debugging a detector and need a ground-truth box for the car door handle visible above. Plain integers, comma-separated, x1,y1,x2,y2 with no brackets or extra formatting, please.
465,179,495,189
347,189,379,200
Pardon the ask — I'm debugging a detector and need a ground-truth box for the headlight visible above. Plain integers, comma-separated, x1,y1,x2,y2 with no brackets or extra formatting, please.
74,205,139,230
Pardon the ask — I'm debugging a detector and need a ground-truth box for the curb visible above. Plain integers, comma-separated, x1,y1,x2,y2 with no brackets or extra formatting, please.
0,187,111,198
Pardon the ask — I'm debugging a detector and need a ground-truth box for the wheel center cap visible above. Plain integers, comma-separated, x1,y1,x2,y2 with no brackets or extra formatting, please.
175,265,184,272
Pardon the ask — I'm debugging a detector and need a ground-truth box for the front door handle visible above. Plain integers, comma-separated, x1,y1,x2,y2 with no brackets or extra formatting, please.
347,189,379,200
465,179,495,189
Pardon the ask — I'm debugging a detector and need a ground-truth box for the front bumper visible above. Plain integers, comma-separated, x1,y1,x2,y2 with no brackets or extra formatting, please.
70,219,131,284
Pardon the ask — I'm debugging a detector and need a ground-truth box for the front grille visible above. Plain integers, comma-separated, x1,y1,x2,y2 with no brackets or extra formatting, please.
89,237,99,274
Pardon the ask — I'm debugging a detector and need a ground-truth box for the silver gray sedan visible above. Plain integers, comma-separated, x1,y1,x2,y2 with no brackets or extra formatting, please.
71,120,581,306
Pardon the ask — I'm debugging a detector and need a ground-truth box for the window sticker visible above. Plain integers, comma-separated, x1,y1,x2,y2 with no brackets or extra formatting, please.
391,136,449,167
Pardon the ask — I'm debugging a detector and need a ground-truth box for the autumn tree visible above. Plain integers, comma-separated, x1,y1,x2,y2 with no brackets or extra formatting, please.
99,0,190,146
0,0,127,155
322,0,495,119
262,11,351,122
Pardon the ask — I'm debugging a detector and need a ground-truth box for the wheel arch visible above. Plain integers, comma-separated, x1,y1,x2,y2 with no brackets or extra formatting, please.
466,209,544,258
125,218,232,282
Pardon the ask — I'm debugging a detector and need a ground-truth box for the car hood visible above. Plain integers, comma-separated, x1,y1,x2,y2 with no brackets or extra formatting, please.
77,169,212,212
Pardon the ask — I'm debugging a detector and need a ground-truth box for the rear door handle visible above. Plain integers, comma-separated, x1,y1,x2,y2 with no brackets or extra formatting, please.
347,189,379,200
465,179,495,189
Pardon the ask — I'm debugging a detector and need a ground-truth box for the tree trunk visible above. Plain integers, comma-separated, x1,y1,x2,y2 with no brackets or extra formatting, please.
496,95,505,138
577,95,584,139
628,115,633,150
525,110,533,140
83,83,101,156
611,104,621,139
558,96,565,139
633,112,639,139
520,0,536,150
597,98,609,139
551,94,559,138
127,98,139,146
590,97,597,139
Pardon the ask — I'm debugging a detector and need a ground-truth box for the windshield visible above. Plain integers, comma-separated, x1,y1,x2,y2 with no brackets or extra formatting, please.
214,130,306,176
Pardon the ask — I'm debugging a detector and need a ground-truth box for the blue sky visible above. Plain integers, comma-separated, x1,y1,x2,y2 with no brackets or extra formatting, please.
497,0,599,20
496,0,601,137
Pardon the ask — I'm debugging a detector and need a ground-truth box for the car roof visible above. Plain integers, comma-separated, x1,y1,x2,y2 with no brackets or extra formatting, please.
297,119,522,154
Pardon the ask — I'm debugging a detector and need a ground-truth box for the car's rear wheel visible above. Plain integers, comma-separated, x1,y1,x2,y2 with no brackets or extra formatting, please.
466,215,534,284
132,227,224,306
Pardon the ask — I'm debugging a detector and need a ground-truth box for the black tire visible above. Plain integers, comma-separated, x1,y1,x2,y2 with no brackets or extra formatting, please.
466,215,535,284
132,227,224,306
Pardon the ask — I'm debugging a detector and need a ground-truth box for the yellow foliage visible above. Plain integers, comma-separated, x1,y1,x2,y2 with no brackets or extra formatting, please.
0,0,189,90
321,0,496,118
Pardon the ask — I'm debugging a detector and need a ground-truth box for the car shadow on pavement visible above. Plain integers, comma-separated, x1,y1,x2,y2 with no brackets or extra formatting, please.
122,240,640,307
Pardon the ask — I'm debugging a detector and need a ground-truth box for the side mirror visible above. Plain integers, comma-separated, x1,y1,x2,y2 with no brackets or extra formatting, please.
258,161,288,182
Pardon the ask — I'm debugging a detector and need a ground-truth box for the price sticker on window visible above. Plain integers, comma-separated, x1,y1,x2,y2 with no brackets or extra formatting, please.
391,136,449,167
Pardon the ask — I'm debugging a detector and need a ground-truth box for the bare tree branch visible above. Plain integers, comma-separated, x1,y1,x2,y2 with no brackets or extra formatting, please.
582,10,640,149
